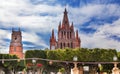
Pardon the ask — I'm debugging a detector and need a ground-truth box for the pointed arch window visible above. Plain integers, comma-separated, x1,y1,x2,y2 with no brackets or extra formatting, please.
61,31,63,38
70,32,71,38
71,42,73,48
64,43,65,48
60,43,62,49
67,32,69,39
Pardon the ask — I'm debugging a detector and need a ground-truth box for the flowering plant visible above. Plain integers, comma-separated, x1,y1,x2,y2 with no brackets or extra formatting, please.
37,63,42,67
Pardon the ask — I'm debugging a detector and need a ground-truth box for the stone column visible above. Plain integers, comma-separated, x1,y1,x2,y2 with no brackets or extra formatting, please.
72,62,79,74
112,63,120,74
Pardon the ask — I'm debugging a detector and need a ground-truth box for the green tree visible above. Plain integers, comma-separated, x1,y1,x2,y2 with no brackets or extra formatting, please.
0,54,25,74
25,48,118,73
25,50,47,74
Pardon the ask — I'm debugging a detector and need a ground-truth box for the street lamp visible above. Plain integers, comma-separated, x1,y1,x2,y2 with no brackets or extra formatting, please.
113,56,118,68
112,56,119,74
32,59,36,74
32,59,36,64
72,56,79,74
113,56,117,61
73,56,78,62
73,56,78,68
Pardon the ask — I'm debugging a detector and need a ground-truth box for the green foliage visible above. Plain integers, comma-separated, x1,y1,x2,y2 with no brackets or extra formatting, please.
25,49,47,71
0,54,25,72
25,48,117,62
25,50,46,63
59,68,65,73
117,52,120,61
0,54,18,68
17,60,26,71
25,48,118,73
101,64,113,73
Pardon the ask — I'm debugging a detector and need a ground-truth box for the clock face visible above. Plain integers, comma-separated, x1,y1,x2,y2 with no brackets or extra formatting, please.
15,37,17,40
14,36,20,42
51,46,55,50
14,37,17,42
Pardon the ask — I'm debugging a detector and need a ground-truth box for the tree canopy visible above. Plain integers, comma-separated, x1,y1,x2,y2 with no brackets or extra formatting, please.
25,48,118,73
0,54,25,74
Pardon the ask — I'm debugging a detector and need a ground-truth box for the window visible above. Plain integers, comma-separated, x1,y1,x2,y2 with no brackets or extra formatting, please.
64,43,65,48
71,42,73,48
70,32,71,38
60,43,62,49
67,32,69,39
61,31,63,38
15,37,17,40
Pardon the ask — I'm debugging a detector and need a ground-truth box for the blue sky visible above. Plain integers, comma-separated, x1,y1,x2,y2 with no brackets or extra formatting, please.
0,0,120,53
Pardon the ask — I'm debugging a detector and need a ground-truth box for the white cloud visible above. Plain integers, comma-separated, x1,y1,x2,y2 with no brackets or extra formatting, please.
0,0,63,32
0,29,11,53
22,31,48,48
81,18,120,51
68,4,120,25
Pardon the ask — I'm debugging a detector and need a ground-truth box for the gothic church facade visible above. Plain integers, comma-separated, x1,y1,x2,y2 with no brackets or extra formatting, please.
50,8,81,49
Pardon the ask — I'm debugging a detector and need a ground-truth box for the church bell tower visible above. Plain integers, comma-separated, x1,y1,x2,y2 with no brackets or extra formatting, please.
9,28,23,59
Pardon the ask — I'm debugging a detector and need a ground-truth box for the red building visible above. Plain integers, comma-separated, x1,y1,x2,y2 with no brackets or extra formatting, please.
9,28,23,59
50,8,81,49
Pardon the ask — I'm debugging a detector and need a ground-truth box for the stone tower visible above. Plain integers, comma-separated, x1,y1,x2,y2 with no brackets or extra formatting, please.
9,28,23,59
50,8,81,49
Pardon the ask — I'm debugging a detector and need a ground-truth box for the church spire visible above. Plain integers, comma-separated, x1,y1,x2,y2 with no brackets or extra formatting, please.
62,8,69,28
52,29,54,38
70,22,74,31
76,30,81,42
50,29,56,49
58,21,61,31
76,30,79,39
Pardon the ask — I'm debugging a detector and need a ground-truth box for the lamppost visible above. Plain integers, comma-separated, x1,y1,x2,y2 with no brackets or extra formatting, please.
32,59,36,74
113,56,118,68
112,56,119,74
73,56,78,69
72,56,79,74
